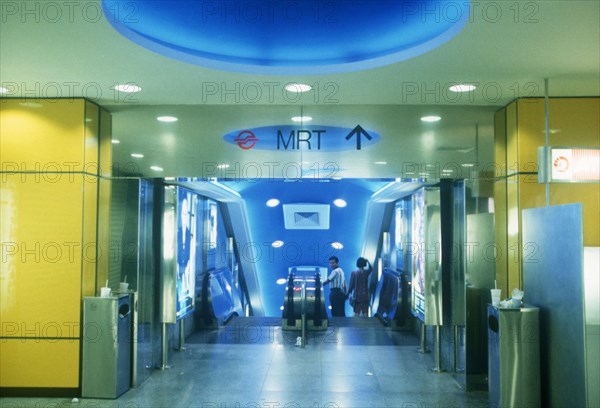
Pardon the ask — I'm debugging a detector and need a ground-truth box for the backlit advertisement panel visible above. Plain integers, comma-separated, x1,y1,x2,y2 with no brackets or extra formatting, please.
411,189,426,321
176,187,198,320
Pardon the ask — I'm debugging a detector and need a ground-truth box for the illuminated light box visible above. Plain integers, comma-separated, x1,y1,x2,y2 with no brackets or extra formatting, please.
101,0,470,74
538,147,600,183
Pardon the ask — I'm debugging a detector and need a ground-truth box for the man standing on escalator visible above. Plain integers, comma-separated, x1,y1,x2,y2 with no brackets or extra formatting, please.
323,256,347,317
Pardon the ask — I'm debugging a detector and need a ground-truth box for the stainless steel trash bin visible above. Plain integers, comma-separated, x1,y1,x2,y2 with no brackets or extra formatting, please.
488,304,540,408
113,290,138,388
82,294,132,398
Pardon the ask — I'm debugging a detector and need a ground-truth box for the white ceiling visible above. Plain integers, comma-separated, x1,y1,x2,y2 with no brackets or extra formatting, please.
1,1,599,177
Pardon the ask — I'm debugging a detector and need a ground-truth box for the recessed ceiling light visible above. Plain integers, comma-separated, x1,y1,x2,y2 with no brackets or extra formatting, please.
285,83,312,93
217,163,229,169
374,161,387,165
0,87,8,94
131,153,144,158
333,199,347,207
291,116,313,122
157,116,178,122
150,165,164,172
111,139,120,144
114,84,141,93
266,198,280,207
272,240,284,248
276,278,287,285
449,84,476,92
462,163,475,167
331,242,343,250
164,177,175,181
421,115,441,122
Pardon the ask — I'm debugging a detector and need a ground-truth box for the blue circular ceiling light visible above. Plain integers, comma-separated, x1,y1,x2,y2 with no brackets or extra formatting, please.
102,1,470,74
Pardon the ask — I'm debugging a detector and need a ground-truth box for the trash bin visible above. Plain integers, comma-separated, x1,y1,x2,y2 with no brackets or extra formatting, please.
113,289,138,388
82,294,132,398
487,304,540,408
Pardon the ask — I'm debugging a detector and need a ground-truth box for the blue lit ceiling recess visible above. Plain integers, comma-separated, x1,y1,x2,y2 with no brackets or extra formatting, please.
102,0,470,74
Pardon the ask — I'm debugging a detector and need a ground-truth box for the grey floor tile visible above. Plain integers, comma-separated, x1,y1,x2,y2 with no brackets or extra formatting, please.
322,390,388,408
258,391,323,408
322,374,381,393
383,391,489,408
0,317,488,408
262,373,322,393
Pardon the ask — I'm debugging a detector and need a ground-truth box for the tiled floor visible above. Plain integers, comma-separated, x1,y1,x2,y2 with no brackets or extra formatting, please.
0,317,489,408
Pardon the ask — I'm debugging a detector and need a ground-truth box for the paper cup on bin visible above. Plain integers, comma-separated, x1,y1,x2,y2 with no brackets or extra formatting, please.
491,289,501,306
119,282,129,292
100,287,111,297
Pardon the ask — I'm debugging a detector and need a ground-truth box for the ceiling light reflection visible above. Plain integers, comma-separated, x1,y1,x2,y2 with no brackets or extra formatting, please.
157,116,178,122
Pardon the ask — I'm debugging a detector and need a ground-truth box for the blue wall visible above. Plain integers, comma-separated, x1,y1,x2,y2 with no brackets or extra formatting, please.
222,179,388,316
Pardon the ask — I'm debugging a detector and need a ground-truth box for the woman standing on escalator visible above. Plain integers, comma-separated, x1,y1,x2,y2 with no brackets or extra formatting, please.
347,257,372,317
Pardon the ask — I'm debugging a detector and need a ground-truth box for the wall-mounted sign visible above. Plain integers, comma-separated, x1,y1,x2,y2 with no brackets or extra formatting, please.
538,146,600,183
224,125,380,151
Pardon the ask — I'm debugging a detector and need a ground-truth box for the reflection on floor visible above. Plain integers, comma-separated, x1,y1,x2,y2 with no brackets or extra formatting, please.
0,317,489,408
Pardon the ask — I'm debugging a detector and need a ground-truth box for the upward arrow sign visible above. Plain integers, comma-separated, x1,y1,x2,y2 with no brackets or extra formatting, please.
345,125,372,150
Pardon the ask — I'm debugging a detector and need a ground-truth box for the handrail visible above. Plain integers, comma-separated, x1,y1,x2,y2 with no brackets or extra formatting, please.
300,278,306,348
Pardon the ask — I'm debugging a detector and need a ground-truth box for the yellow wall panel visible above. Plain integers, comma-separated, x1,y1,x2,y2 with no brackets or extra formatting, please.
505,101,519,175
517,99,545,173
0,339,80,387
81,177,98,298
519,174,547,211
494,108,507,177
550,98,600,146
0,98,113,392
0,174,83,335
99,107,113,177
493,178,508,295
84,101,99,174
495,98,599,296
506,175,521,291
550,184,600,246
0,99,86,171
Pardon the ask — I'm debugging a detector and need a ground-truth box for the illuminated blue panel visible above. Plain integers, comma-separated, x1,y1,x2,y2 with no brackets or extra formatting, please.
223,125,380,151
221,178,388,316
102,0,470,74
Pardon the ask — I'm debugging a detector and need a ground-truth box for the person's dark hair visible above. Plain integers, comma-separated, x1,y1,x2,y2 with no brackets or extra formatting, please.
329,256,339,263
356,257,367,268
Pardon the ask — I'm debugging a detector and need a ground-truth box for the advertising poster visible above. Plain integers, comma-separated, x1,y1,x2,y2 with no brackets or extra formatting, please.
176,188,197,320
394,202,404,271
411,189,425,321
206,200,218,270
